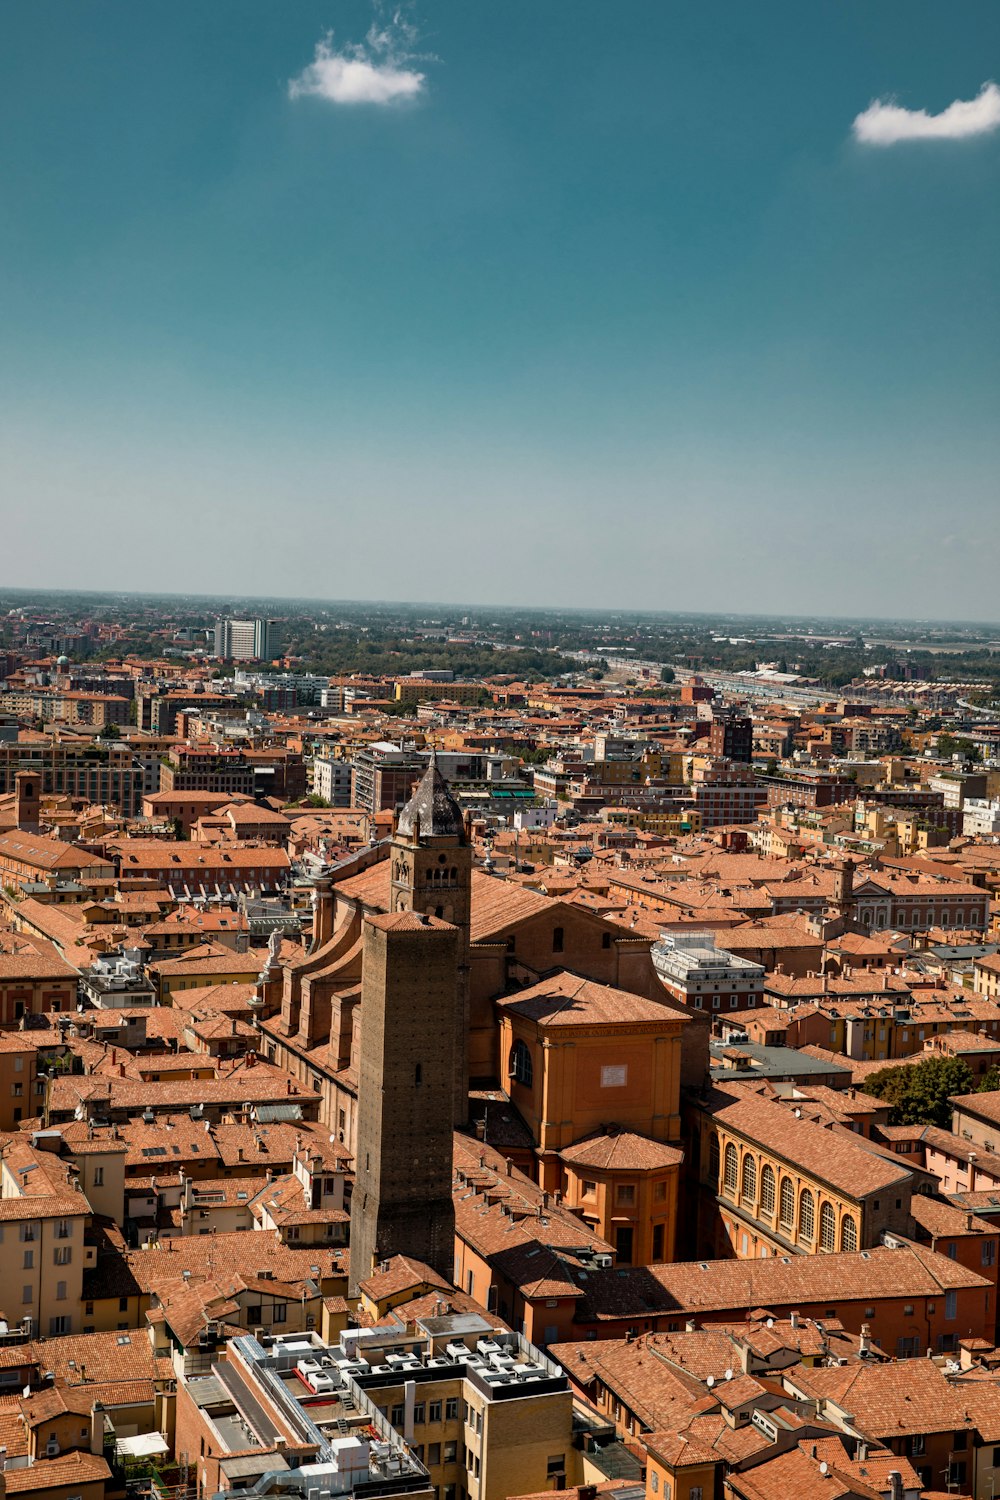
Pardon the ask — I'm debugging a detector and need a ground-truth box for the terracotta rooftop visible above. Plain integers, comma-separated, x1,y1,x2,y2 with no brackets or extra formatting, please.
497,971,685,1028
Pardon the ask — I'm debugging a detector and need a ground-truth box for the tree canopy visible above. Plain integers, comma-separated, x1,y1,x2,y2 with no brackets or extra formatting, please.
862,1055,974,1128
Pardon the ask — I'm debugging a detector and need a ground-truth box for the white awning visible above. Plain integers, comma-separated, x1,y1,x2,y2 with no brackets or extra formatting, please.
117,1433,170,1458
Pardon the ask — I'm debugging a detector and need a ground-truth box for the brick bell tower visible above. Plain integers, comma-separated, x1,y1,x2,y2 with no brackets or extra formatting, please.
388,752,472,1127
348,909,459,1293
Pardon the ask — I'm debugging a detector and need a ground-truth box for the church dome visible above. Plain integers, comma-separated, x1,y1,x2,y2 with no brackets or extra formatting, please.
397,754,466,842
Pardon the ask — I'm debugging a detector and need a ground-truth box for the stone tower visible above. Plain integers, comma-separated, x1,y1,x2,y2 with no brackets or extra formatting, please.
348,910,459,1293
388,753,472,1126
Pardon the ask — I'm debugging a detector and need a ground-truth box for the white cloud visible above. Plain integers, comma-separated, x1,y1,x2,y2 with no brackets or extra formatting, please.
289,10,426,106
852,81,1000,145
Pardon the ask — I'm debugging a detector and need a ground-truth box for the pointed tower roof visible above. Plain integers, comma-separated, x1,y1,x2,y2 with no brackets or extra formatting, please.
397,752,466,843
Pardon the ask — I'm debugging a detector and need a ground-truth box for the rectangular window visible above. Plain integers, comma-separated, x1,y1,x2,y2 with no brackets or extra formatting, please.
443,1441,457,1463
983,1241,997,1267
428,1443,441,1465
616,1184,635,1205
445,1398,458,1420
93,1167,104,1186
54,1247,71,1266
945,1290,958,1320
391,1404,405,1427
23,1251,33,1270
413,1403,425,1425
429,1401,442,1423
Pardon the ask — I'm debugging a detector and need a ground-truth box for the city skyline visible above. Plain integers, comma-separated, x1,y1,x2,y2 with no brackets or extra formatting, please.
1,1,998,613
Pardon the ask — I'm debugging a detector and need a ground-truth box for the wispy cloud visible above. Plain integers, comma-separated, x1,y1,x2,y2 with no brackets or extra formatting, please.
852,81,1000,146
289,8,427,106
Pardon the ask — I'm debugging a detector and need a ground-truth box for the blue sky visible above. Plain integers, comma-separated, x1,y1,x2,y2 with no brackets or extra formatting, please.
1,2,998,618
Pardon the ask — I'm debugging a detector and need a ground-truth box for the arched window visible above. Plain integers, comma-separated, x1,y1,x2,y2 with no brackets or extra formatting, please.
552,926,564,954
800,1189,815,1241
724,1143,738,1194
741,1154,757,1202
760,1165,776,1217
779,1177,794,1228
509,1040,533,1088
841,1215,858,1252
709,1135,720,1187
819,1201,836,1251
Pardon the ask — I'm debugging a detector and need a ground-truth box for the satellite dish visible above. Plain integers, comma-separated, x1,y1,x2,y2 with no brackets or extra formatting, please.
706,1375,715,1388
725,1368,733,1381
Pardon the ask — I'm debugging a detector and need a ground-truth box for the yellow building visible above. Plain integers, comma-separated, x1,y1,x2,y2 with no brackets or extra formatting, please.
0,1144,91,1339
147,942,260,1001
694,1086,915,1263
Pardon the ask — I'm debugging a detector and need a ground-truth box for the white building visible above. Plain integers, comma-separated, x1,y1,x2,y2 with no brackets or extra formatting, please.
312,756,355,808
652,931,765,1013
214,618,272,661
964,797,1000,838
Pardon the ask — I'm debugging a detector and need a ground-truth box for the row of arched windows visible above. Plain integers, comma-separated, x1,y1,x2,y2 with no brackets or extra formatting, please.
717,1139,857,1253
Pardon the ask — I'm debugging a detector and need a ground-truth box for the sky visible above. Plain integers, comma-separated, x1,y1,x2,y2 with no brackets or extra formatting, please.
0,2,998,620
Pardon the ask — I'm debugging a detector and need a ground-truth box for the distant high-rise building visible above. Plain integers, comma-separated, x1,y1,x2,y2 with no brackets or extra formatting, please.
709,709,754,764
213,618,272,662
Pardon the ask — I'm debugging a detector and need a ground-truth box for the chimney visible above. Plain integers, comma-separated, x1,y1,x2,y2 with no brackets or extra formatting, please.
89,1398,104,1455
888,1472,903,1500
790,1310,799,1328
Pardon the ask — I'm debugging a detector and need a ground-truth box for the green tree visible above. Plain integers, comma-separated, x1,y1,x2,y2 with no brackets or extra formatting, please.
660,666,675,684
978,1066,1000,1094
863,1055,974,1127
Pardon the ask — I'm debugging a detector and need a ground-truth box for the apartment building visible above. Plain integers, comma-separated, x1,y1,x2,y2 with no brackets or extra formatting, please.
158,744,257,796
350,742,426,814
0,735,143,814
176,1319,585,1500
652,931,765,1013
688,761,765,828
213,617,273,661
0,933,80,1028
0,1141,91,1339
311,754,355,807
